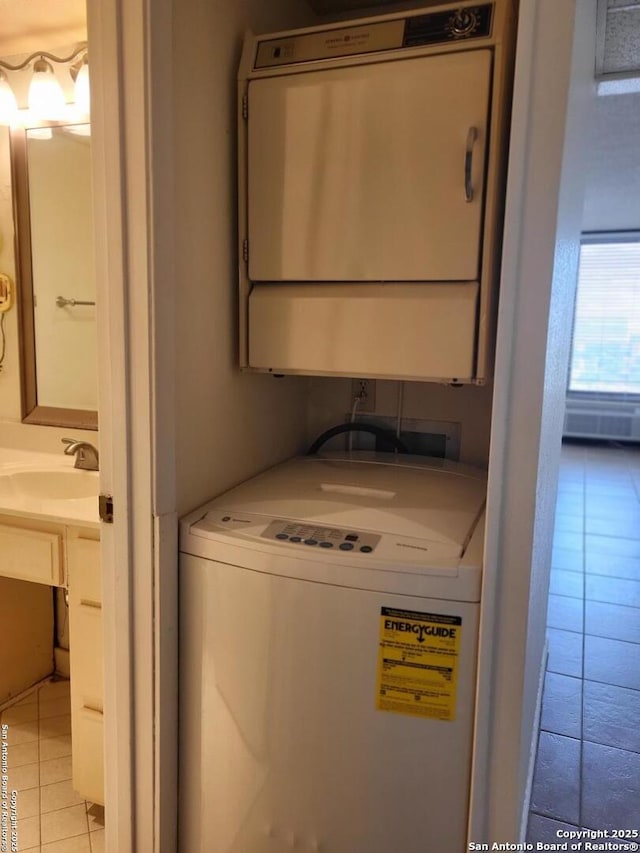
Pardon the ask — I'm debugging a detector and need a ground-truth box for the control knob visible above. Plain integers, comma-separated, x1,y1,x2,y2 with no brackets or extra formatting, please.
450,9,478,36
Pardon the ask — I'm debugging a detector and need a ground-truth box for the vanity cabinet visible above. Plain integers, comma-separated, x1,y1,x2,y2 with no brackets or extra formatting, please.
0,514,63,706
67,526,104,806
0,513,104,805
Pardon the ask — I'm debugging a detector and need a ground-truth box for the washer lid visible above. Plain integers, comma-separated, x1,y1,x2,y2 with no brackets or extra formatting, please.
206,454,486,556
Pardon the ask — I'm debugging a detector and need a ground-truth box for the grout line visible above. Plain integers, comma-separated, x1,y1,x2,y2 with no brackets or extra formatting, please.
578,452,586,829
583,596,640,611
584,570,640,584
538,728,582,742
36,684,42,849
580,737,640,758
582,674,640,693
547,626,583,636
576,672,640,693
528,809,581,827
579,734,585,831
547,590,585,601
583,532,640,544
582,631,640,648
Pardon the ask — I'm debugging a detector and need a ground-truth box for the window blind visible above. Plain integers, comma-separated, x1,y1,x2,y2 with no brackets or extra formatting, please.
569,237,640,397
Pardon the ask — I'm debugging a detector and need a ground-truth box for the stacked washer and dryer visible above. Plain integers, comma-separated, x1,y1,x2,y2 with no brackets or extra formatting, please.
180,0,516,849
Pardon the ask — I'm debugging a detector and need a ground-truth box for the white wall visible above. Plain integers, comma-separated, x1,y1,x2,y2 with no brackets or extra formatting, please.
471,0,597,841
582,91,640,232
0,1,85,57
172,0,316,516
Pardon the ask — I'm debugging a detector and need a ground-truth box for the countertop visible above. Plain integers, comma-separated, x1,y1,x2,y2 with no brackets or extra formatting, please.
0,447,100,528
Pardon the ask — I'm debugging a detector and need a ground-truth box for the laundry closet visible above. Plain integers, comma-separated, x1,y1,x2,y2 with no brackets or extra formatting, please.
0,0,595,846
177,2,517,851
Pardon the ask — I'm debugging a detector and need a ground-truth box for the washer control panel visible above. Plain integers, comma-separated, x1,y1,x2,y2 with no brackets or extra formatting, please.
261,519,380,553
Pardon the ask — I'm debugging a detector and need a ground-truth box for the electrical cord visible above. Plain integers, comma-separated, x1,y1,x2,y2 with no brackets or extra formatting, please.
0,312,6,373
349,395,361,452
307,423,408,455
395,380,405,449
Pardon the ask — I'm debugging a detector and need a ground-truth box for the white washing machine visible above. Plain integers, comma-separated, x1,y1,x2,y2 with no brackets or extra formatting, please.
179,452,487,853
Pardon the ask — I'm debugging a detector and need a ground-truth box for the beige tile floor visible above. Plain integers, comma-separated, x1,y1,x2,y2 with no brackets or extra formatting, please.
1,679,104,853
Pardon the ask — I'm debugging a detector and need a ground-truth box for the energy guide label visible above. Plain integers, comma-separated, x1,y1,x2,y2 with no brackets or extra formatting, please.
376,607,461,721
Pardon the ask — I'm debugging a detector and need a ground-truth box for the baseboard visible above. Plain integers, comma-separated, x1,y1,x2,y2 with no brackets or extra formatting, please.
0,674,54,712
519,640,549,841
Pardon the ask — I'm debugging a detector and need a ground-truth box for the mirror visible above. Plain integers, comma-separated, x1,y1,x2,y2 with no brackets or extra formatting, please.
11,122,97,429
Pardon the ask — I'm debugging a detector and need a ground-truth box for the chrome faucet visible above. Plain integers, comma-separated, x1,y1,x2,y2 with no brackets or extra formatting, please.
62,438,100,471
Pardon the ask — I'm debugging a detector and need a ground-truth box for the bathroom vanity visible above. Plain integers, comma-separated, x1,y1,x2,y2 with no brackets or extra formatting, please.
0,447,103,805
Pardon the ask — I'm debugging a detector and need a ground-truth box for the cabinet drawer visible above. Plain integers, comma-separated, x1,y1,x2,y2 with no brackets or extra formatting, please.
68,533,101,603
71,603,104,705
71,705,104,806
68,526,104,805
0,523,63,586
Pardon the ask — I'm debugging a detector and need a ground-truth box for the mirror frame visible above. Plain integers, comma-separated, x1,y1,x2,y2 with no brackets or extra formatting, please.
11,124,98,430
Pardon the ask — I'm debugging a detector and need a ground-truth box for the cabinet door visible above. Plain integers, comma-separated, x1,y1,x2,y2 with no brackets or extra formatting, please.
67,528,104,805
0,519,64,586
248,49,491,282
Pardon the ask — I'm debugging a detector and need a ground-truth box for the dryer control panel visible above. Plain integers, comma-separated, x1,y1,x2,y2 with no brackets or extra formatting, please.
254,5,493,69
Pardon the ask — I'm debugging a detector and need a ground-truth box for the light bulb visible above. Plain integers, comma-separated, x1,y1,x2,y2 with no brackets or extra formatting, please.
28,58,66,120
73,58,90,115
0,72,18,125
65,124,91,137
28,127,52,140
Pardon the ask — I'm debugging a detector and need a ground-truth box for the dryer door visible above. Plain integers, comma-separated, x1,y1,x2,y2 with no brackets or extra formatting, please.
247,49,492,283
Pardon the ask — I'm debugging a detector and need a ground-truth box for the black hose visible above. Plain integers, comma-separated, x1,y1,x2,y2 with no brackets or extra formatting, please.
307,423,408,455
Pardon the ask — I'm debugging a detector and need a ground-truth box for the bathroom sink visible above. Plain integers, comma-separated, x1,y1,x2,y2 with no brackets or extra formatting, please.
2,470,99,500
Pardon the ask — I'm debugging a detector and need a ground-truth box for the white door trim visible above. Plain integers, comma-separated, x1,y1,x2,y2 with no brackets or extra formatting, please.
88,0,177,849
88,0,136,848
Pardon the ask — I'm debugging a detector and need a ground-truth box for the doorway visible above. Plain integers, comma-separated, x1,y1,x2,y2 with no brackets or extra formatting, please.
527,2,640,840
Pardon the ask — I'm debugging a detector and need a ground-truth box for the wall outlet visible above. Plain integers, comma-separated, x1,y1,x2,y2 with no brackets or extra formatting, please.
0,273,13,312
351,378,376,413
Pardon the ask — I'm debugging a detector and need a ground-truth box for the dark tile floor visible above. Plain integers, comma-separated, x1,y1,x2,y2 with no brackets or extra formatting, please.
528,440,640,839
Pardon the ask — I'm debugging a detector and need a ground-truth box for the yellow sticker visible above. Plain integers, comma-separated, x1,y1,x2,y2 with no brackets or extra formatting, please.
376,607,462,721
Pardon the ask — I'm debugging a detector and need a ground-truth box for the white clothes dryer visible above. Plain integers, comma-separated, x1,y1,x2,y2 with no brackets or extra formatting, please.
178,452,486,853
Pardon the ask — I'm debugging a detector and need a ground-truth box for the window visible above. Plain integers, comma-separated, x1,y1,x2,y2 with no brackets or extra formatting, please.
568,234,640,397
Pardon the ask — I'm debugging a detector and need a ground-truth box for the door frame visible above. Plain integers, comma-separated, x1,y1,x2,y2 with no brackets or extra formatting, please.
88,0,177,849
470,0,597,841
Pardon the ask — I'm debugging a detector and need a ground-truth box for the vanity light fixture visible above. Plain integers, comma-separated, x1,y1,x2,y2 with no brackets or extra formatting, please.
0,44,89,125
70,55,90,116
28,58,66,120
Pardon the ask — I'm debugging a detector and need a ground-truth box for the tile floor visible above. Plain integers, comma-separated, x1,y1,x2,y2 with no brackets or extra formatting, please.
528,440,640,839
0,679,105,852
